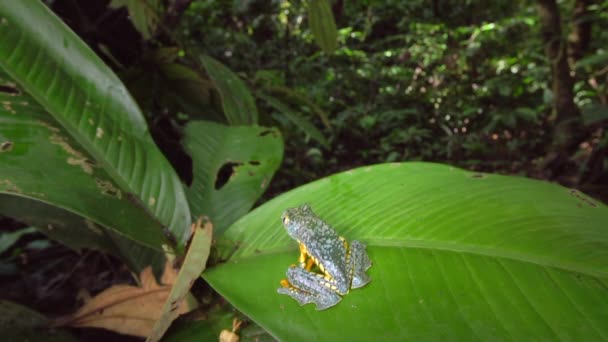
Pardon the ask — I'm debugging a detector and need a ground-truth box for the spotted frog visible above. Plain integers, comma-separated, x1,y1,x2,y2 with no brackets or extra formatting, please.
277,204,372,310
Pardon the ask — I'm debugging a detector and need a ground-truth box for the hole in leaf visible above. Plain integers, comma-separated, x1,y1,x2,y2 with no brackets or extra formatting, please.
215,162,243,190
249,160,260,166
0,141,13,152
0,84,19,95
569,189,597,207
470,173,485,178
258,130,275,137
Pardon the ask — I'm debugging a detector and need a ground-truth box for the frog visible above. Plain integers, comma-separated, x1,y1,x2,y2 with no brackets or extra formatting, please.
277,204,372,310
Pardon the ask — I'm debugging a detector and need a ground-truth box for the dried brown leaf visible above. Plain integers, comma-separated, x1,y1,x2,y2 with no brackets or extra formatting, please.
54,263,191,338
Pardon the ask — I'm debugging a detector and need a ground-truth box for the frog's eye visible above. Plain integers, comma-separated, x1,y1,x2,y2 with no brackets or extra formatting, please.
282,215,290,225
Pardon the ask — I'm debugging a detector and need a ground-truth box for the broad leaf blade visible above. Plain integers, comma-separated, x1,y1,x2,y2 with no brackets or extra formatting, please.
0,2,191,251
204,163,608,340
257,93,328,147
0,99,167,250
308,0,338,54
200,55,258,125
0,194,166,275
0,72,169,250
0,300,76,342
263,85,331,129
183,121,283,234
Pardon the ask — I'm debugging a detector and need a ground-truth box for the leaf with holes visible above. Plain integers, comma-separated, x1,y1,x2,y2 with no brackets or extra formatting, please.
183,121,283,234
0,2,191,252
204,163,608,340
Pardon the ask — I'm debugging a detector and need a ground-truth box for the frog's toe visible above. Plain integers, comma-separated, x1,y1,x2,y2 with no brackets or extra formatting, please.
277,287,316,306
351,240,372,272
351,273,371,288
359,252,372,271
314,293,341,310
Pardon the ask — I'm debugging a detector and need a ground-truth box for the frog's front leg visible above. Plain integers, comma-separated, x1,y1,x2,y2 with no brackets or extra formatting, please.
298,243,315,271
277,266,342,310
348,240,372,289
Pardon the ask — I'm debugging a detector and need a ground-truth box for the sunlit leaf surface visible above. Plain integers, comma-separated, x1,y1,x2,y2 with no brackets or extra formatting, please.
0,2,191,251
204,163,608,340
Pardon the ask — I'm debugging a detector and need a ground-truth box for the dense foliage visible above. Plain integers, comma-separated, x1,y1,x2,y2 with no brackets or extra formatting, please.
181,0,608,198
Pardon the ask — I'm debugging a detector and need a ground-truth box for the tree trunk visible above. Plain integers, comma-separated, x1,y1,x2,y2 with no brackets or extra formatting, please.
568,0,592,62
536,0,583,175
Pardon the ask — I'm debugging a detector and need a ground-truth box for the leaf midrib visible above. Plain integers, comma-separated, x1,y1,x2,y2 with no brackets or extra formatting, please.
223,238,607,279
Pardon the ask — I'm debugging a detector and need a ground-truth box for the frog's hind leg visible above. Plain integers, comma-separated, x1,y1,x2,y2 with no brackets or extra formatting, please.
349,240,372,289
277,281,317,307
277,266,341,310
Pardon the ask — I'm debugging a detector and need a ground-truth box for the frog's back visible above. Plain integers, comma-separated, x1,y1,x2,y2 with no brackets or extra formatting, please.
303,219,349,289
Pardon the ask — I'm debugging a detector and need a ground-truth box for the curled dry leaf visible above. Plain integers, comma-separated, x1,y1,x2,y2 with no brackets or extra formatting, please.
219,318,243,342
54,261,193,338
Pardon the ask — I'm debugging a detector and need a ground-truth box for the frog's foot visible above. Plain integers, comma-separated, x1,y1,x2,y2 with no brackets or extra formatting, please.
277,266,341,310
350,240,372,289
277,284,317,307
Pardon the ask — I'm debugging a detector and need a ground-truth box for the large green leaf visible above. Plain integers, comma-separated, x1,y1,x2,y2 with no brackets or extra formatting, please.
204,163,608,340
200,55,258,125
0,300,76,342
0,194,166,275
308,0,338,54
0,2,191,251
0,73,168,250
257,93,328,147
183,121,283,234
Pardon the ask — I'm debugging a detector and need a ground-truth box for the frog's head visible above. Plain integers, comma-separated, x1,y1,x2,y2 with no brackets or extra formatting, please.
281,204,315,239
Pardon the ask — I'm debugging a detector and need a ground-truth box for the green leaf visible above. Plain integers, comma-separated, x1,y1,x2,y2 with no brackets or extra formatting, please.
148,218,213,342
0,76,169,250
0,194,116,252
575,51,608,69
308,0,338,54
0,196,166,275
204,163,608,340
0,300,77,342
0,2,191,251
163,308,235,342
183,121,283,235
263,85,332,129
200,55,258,125
582,103,608,126
256,93,329,147
109,0,161,40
